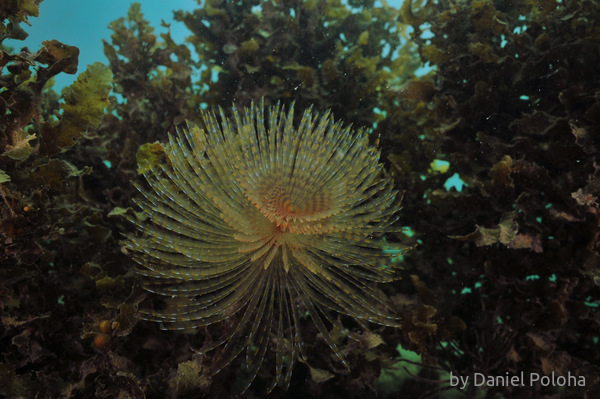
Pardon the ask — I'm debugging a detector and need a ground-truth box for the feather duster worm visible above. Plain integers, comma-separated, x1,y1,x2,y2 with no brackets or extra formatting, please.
126,100,403,393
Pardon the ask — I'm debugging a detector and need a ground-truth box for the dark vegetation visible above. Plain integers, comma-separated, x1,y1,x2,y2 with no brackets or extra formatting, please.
1,0,599,397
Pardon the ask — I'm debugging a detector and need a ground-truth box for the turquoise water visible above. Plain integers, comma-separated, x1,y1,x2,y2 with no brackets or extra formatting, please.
7,0,198,91
8,0,406,92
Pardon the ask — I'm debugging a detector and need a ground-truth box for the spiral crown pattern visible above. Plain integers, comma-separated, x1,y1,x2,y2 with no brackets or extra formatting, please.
126,99,403,393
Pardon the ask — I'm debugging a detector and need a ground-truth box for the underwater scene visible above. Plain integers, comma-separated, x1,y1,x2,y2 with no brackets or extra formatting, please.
1,0,600,397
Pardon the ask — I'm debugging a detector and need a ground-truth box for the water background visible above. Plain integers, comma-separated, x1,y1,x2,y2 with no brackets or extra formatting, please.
8,0,405,92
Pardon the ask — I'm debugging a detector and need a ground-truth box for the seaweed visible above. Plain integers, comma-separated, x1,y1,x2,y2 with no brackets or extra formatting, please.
2,0,600,397
172,0,414,125
0,1,129,398
386,0,600,397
